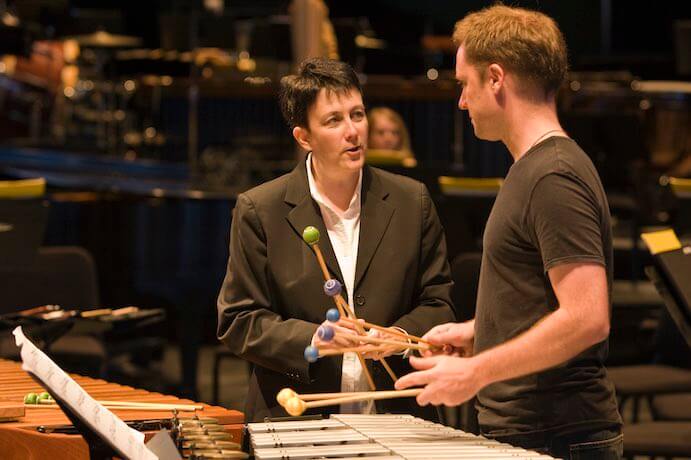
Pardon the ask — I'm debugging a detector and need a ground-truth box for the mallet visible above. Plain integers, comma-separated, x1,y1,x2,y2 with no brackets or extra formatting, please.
317,324,431,352
326,308,445,352
303,226,380,389
276,388,373,406
283,388,423,416
304,226,398,382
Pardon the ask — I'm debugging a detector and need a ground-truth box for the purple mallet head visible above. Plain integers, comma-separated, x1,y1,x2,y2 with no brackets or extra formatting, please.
323,279,342,297
317,324,335,342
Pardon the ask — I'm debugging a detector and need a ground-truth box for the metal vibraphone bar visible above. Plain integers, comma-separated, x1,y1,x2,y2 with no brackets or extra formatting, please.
247,414,556,460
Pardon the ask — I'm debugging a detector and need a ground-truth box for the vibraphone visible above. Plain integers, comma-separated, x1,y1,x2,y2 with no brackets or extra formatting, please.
0,358,244,459
247,414,556,460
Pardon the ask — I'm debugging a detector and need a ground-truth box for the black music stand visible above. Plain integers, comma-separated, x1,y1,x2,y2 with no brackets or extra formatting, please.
645,245,691,348
0,314,75,358
28,372,126,460
27,371,182,460
622,238,691,459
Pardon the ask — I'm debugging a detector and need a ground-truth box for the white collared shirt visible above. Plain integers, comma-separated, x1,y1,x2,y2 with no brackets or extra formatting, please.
306,153,373,414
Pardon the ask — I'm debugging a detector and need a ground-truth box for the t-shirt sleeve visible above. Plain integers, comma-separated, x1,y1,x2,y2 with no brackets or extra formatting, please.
525,172,605,272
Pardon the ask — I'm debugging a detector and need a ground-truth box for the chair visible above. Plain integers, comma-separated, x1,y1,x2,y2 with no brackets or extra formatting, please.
609,364,691,422
212,347,251,406
449,252,482,322
0,178,49,270
608,301,691,425
623,422,691,459
0,243,105,369
668,176,691,238
609,290,691,421
436,177,501,259
651,393,691,420
439,251,483,433
0,246,99,313
212,348,233,406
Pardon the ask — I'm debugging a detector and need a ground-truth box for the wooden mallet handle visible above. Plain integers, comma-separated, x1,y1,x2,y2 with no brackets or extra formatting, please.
284,388,423,416
302,226,379,390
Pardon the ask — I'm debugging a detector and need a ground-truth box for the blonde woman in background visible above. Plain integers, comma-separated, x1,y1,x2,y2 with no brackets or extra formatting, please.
367,107,417,167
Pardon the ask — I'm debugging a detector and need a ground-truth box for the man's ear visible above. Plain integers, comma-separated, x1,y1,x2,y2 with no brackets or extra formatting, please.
293,126,312,151
487,63,505,92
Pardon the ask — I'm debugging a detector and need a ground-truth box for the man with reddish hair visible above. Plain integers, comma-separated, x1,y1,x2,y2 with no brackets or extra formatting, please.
397,5,623,458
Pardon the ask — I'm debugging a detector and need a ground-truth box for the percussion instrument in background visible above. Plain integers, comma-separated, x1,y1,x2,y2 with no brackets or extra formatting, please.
633,80,691,174
561,74,691,178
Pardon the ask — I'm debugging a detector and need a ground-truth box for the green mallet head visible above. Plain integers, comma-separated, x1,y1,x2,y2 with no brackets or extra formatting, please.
302,226,320,245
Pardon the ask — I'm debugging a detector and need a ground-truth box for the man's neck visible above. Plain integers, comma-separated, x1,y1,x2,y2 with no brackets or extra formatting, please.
311,157,360,212
502,98,564,162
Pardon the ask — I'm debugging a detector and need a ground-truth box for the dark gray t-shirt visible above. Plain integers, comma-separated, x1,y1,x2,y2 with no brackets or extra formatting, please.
475,136,622,437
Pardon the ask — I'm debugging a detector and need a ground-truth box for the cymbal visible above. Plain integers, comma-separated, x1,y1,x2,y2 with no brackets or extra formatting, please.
65,31,142,48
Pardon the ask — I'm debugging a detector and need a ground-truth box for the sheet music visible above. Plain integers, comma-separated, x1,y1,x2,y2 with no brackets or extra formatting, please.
13,326,158,460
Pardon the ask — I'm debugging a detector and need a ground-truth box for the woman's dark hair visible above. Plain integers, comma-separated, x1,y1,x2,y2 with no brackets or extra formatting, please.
279,58,362,128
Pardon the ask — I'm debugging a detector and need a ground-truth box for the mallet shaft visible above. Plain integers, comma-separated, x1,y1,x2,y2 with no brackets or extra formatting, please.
339,316,436,348
304,389,422,410
310,242,378,390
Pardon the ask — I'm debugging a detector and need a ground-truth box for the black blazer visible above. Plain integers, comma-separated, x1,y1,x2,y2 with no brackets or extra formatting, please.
217,160,454,422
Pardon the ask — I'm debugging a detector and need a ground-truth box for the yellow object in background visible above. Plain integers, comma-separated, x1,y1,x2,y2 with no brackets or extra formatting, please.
0,178,46,198
366,149,417,167
669,177,691,198
641,229,682,255
438,176,503,196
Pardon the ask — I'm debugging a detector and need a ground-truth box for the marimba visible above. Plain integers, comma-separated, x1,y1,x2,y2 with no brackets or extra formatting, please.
0,358,244,459
247,414,556,460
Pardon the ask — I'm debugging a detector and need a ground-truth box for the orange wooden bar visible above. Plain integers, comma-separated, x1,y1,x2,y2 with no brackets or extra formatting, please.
0,358,244,459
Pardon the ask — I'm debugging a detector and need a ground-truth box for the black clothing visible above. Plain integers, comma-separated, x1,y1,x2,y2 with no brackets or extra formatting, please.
474,137,622,437
490,425,623,459
217,161,455,422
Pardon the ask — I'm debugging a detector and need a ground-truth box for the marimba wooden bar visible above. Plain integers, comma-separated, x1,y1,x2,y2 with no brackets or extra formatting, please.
0,358,244,459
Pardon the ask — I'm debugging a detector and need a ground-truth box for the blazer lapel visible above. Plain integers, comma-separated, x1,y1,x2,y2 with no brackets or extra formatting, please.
355,167,394,290
285,161,344,286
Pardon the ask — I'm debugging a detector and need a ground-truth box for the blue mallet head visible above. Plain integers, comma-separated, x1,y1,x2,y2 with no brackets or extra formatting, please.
326,308,340,323
323,279,342,297
304,345,319,363
317,324,335,342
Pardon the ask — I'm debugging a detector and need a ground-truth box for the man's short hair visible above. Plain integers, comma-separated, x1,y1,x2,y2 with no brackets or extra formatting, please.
279,58,362,129
453,4,568,95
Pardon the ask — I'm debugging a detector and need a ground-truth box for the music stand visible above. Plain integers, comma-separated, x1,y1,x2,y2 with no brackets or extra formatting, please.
645,255,691,347
28,372,126,460
643,230,691,348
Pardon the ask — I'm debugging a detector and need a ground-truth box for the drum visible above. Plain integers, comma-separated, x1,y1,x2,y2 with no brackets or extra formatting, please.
633,80,691,173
